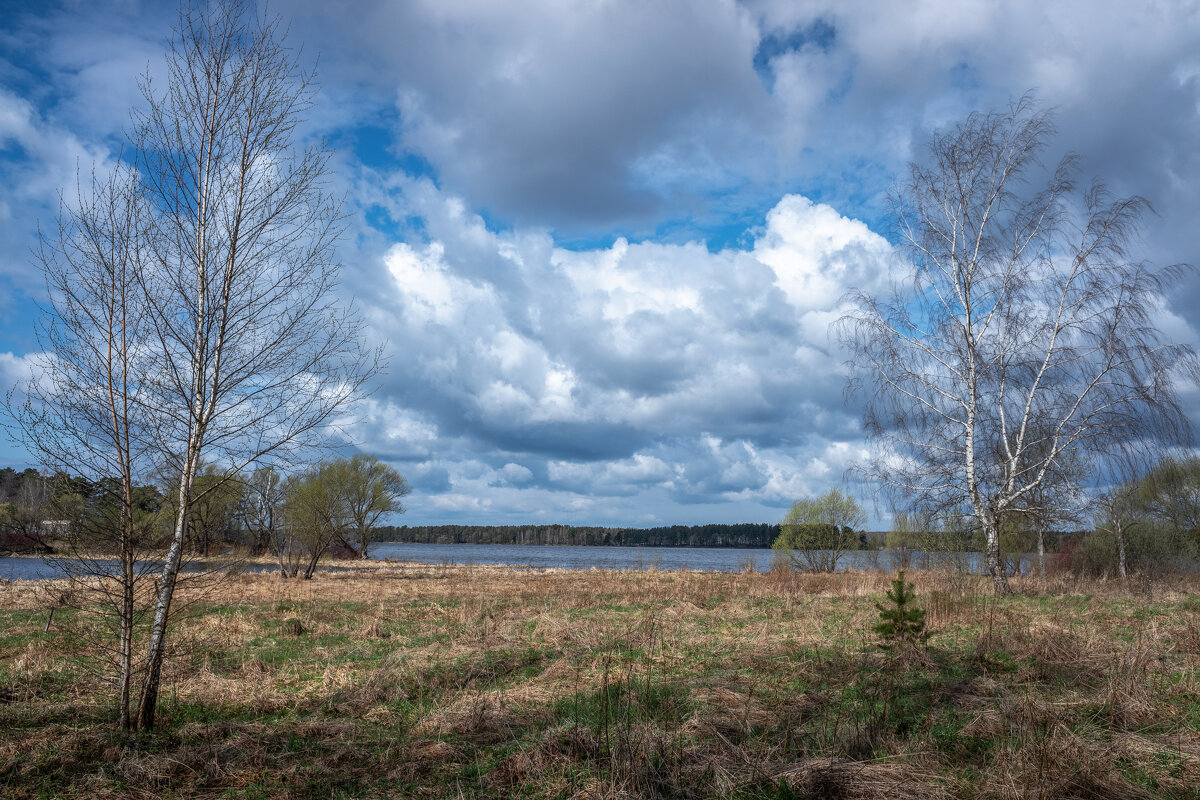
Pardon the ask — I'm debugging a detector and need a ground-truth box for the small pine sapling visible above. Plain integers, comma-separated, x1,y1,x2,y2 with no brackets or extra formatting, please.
874,570,928,646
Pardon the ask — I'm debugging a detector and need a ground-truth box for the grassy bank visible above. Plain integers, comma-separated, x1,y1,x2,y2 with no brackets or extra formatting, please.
2,564,1199,799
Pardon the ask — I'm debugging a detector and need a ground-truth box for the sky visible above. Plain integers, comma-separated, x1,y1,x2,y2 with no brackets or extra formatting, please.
1,0,1199,528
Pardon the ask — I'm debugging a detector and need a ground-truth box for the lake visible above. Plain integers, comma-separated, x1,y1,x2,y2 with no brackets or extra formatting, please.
367,542,1019,573
0,558,284,582
0,544,1027,581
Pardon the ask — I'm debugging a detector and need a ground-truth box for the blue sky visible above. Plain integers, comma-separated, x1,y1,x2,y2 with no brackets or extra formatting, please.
2,0,1199,527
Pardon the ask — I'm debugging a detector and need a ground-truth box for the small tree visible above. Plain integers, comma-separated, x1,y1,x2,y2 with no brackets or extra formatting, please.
1093,487,1141,579
0,474,55,553
10,1,377,730
874,571,927,646
886,509,924,571
1134,457,1200,539
773,488,866,572
157,465,243,555
282,462,354,579
6,160,157,729
126,1,378,729
333,454,411,558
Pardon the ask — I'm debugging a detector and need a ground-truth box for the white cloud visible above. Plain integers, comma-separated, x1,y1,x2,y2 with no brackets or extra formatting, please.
341,183,891,522
755,194,892,311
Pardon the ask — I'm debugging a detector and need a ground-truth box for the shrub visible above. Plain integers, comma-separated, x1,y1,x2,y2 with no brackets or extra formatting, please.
773,489,866,572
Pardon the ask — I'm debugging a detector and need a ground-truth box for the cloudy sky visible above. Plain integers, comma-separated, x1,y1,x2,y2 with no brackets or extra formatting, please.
2,0,1199,527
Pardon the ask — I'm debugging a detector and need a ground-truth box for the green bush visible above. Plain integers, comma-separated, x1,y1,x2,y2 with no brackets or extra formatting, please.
773,489,865,572
1059,524,1198,577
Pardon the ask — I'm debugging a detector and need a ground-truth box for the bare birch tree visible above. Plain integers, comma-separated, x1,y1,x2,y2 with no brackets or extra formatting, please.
8,164,157,729
840,98,1197,594
127,1,378,729
1095,484,1140,580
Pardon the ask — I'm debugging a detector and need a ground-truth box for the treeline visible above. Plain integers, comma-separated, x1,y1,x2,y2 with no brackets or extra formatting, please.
378,523,782,548
0,457,409,571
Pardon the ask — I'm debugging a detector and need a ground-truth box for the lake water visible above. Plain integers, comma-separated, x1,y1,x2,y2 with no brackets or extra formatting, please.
0,544,1024,581
367,542,1013,573
0,558,282,582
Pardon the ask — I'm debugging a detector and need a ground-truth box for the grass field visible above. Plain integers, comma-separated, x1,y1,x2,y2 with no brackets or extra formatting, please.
2,563,1199,799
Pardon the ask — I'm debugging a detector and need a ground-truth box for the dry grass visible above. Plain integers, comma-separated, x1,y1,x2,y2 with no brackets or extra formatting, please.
1,563,1198,798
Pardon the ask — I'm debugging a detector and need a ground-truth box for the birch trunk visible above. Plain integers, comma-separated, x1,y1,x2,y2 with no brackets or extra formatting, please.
137,444,200,729
118,546,134,730
980,514,1011,593
1116,517,1128,580
1036,522,1046,580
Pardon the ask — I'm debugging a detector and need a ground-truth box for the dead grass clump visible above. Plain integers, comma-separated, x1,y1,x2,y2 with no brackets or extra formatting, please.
12,640,55,675
594,722,683,798
414,694,527,745
762,565,807,597
776,758,950,800
116,725,274,788
1102,680,1162,731
959,707,1008,741
1112,731,1200,789
485,742,582,795
1169,616,1200,655
238,656,274,679
683,686,772,740
923,589,984,627
405,738,459,765
113,748,204,787
983,726,1160,800
317,663,356,695
197,609,256,638
1099,634,1164,730
1014,626,1105,683
798,571,859,596
332,666,412,711
537,656,583,685
540,722,603,759
363,617,390,639
292,719,360,739
960,676,1002,704
175,665,281,712
2,725,114,781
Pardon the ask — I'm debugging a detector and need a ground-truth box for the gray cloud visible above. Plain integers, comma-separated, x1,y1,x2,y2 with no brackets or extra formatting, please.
277,0,772,233
3,0,1199,526
279,1,1200,284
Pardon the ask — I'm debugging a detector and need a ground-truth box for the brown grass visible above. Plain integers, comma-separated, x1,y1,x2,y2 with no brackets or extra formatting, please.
1,563,1198,798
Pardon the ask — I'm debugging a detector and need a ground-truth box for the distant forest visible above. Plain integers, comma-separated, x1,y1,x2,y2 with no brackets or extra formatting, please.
375,523,784,548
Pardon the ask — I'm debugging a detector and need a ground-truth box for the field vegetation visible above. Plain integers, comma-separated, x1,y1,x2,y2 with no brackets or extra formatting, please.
3,563,1199,799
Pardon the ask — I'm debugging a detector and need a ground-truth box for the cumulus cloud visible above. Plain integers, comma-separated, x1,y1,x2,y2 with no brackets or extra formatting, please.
0,89,115,282
337,180,892,522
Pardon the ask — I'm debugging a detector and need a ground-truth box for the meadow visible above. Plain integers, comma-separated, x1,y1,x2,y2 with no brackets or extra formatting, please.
2,563,1199,799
